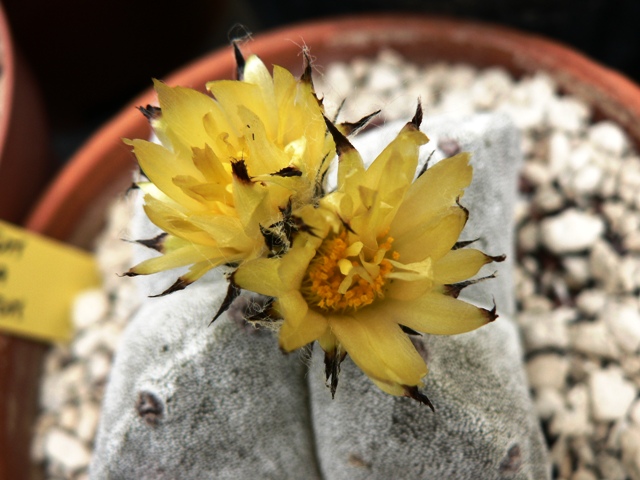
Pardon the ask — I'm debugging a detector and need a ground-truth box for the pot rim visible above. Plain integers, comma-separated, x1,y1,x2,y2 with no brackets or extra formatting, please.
0,3,15,160
25,12,640,243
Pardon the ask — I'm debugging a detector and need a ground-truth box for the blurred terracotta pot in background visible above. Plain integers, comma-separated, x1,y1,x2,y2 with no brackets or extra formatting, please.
0,2,50,224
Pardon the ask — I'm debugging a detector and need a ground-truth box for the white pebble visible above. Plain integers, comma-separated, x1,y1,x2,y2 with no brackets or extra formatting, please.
589,367,637,421
439,90,476,116
598,453,627,480
470,68,512,109
621,354,640,379
570,164,603,196
58,404,80,431
533,184,564,212
547,131,572,175
567,144,593,170
88,350,112,383
598,171,619,198
31,413,57,462
572,468,598,480
72,289,109,330
607,418,629,451
77,402,101,442
445,64,477,90
550,384,592,436
541,209,605,254
498,102,545,131
44,428,91,472
547,96,589,133
377,49,406,67
43,346,72,375
526,354,569,390
535,387,565,420
575,289,607,316
620,426,640,480
563,256,591,288
589,240,621,292
72,323,122,359
365,63,402,92
619,212,640,238
631,399,640,426
589,121,628,156
515,267,536,299
111,282,141,326
342,57,368,83
322,62,354,100
520,308,573,351
40,363,86,411
570,321,620,359
618,256,640,293
497,74,552,130
72,326,105,359
602,201,626,232
625,230,640,252
605,302,640,353
520,294,553,313
571,435,596,466
521,161,553,187
382,94,416,121
517,222,539,252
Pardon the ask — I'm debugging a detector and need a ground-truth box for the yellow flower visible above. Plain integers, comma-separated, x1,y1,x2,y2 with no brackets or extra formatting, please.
125,48,338,295
234,106,503,406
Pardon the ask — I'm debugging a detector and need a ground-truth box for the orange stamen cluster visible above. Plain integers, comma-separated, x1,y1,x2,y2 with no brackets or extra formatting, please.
303,231,396,312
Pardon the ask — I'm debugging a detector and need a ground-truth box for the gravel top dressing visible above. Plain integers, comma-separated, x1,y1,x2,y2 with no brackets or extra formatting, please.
33,50,640,480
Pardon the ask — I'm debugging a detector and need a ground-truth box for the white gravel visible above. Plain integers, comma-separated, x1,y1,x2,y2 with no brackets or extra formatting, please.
589,368,637,422
541,209,605,254
32,49,640,480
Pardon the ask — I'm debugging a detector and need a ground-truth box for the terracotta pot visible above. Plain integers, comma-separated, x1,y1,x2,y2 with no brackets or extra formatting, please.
0,4,51,480
0,3,50,224
7,13,640,479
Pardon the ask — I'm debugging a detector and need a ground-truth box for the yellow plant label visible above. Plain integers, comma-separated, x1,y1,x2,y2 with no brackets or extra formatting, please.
0,220,100,343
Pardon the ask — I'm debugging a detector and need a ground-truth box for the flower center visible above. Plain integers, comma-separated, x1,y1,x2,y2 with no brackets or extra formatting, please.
302,230,397,312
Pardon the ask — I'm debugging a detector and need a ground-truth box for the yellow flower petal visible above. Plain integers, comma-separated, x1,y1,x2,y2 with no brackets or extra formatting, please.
234,242,316,297
362,121,427,197
390,152,472,239
142,196,216,246
242,55,278,134
393,206,468,263
130,243,226,275
237,105,288,175
329,313,427,387
383,276,433,301
273,65,327,164
207,80,275,139
154,80,225,155
191,145,231,184
432,248,496,284
231,172,272,234
371,291,496,335
126,139,204,211
175,260,217,289
278,293,329,351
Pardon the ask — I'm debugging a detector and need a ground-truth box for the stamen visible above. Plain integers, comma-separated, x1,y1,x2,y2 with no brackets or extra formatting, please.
303,231,396,312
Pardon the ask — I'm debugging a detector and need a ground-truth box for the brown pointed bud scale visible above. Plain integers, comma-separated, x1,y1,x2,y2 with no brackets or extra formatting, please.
135,233,168,253
230,159,252,184
150,277,191,298
210,276,242,325
137,105,161,121
324,115,356,158
403,385,435,412
338,109,381,137
232,41,246,81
